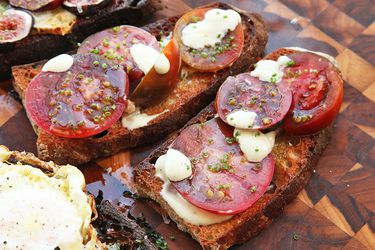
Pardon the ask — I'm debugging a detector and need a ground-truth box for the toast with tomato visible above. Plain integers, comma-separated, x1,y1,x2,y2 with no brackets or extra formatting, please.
11,2,268,165
0,0,155,80
134,48,343,250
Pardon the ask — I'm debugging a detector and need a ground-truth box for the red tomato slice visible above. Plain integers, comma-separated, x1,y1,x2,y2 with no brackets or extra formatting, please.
282,52,343,135
131,39,181,107
171,118,275,215
215,73,292,130
78,25,160,88
173,8,244,72
25,54,129,138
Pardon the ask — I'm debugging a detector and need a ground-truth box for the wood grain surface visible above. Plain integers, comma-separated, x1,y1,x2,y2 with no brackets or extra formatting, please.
0,0,374,249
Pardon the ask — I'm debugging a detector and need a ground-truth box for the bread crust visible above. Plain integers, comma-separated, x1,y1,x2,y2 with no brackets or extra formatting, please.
11,2,268,165
134,48,339,249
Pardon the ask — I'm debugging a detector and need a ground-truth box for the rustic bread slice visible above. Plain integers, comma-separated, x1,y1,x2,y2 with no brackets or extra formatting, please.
1,0,155,80
134,48,338,250
11,2,268,165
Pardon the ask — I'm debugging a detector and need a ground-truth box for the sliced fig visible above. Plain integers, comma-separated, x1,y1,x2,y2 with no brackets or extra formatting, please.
0,9,33,44
9,0,63,11
63,0,111,15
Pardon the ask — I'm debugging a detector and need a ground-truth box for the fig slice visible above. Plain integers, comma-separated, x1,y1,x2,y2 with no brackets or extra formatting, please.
9,0,63,11
0,9,33,44
63,0,111,15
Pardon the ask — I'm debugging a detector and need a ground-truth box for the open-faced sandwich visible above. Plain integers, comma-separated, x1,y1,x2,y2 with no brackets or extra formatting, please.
11,2,268,165
0,0,153,79
135,47,343,249
0,145,168,249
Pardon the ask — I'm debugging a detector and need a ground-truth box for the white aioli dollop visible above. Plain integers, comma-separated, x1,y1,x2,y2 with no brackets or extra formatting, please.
226,110,258,129
235,129,276,162
250,55,292,83
181,8,241,49
130,44,170,75
42,54,74,73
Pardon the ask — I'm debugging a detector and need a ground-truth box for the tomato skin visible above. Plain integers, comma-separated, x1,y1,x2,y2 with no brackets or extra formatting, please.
131,39,181,107
173,8,244,72
282,52,343,135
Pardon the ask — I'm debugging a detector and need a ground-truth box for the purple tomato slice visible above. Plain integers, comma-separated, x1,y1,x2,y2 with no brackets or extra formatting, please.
171,118,275,215
25,54,129,138
216,73,292,130
78,25,160,88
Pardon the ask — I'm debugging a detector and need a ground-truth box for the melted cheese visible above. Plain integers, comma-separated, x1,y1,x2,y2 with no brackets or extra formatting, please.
130,44,170,75
32,8,77,36
235,129,275,162
284,47,339,68
250,56,292,83
181,8,241,49
42,54,74,73
155,153,232,225
121,108,168,130
0,163,97,250
226,110,257,129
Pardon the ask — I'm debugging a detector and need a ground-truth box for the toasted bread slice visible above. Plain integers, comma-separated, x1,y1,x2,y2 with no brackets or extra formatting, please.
0,0,155,80
134,48,339,250
11,2,268,165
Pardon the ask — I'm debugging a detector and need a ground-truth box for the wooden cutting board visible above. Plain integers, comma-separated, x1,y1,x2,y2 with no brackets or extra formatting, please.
0,0,374,249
